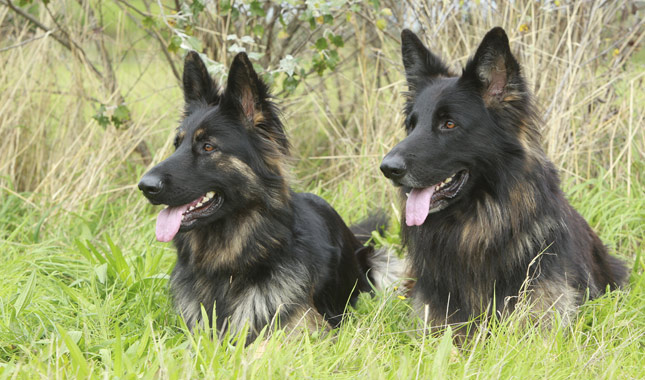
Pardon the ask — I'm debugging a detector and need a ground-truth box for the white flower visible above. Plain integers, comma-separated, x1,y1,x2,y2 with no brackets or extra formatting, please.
240,36,255,44
228,43,246,53
248,52,264,60
278,55,298,76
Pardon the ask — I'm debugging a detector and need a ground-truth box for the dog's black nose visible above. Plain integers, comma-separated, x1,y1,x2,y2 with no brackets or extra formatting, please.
138,173,163,197
380,155,407,180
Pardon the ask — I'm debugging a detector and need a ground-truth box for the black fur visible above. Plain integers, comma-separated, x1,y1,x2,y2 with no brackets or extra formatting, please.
139,52,383,342
381,28,628,330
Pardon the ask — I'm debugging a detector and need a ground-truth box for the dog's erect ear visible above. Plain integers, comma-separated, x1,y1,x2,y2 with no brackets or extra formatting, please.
183,51,220,108
222,52,268,125
222,53,289,153
462,27,524,107
401,29,450,92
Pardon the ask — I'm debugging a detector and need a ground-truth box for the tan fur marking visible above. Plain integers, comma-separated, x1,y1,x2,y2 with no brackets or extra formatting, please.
530,278,578,324
503,94,522,102
226,156,258,182
283,306,330,336
459,195,504,255
219,211,262,268
511,276,579,330
247,135,291,204
253,112,265,126
193,128,206,141
226,263,310,336
509,182,537,234
186,209,263,270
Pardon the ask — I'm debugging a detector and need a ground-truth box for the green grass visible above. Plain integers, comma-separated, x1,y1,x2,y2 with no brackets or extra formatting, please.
0,173,643,379
1,1,643,378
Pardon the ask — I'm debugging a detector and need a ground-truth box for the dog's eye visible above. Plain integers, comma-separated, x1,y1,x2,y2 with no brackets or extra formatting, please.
441,120,457,130
203,143,216,152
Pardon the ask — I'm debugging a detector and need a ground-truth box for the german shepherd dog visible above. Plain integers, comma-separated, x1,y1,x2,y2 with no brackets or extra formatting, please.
380,27,628,331
139,52,399,342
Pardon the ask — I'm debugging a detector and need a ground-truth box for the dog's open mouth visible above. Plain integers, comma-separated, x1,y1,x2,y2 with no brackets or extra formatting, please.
155,191,223,242
405,170,469,226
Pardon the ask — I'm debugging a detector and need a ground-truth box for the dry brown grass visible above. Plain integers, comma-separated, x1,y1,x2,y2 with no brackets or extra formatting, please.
0,0,642,227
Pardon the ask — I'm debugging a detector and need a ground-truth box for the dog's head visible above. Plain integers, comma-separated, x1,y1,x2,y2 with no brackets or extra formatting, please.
381,27,535,227
139,52,289,242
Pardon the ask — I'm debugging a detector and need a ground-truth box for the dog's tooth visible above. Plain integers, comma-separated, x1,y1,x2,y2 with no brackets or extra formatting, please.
189,206,195,211
445,177,452,183
196,202,203,208
206,191,215,198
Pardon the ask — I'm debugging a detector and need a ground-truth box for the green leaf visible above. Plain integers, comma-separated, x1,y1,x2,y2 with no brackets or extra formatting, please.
57,325,91,378
95,263,108,284
432,327,454,377
168,35,182,53
111,104,130,128
323,14,333,24
112,325,123,376
14,271,37,317
253,24,264,36
249,1,265,17
220,0,232,12
325,49,340,70
92,104,110,128
312,56,327,76
282,75,299,94
315,37,328,51
329,34,344,48
190,0,205,17
142,16,156,29
105,234,132,286
185,36,203,51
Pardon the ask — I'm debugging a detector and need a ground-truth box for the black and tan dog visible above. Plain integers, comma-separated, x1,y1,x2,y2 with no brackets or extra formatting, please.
139,52,400,342
380,27,627,331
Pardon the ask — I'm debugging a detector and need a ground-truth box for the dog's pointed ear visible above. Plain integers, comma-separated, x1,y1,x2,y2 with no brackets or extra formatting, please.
222,53,289,153
401,29,450,92
183,51,220,109
222,52,268,124
462,27,524,107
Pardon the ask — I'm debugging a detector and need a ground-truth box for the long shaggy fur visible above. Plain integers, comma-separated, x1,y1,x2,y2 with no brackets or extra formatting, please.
383,28,628,332
140,52,402,343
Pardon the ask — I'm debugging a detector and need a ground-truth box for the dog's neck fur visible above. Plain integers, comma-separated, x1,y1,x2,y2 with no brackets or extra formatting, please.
403,124,568,323
175,189,293,275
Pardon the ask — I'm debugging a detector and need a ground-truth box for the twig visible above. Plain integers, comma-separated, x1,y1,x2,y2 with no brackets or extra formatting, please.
0,29,54,52
2,0,103,78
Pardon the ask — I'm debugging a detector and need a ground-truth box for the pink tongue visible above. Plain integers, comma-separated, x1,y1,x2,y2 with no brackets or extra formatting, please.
406,187,435,227
155,204,190,242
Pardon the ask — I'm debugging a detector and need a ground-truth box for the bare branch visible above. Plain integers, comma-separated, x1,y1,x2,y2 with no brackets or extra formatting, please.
0,29,54,52
2,0,104,78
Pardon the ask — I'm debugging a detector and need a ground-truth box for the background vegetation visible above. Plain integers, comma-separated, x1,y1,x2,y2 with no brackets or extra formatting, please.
0,0,643,378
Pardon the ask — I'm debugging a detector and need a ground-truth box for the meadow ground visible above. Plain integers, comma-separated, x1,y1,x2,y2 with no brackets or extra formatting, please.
0,1,643,379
